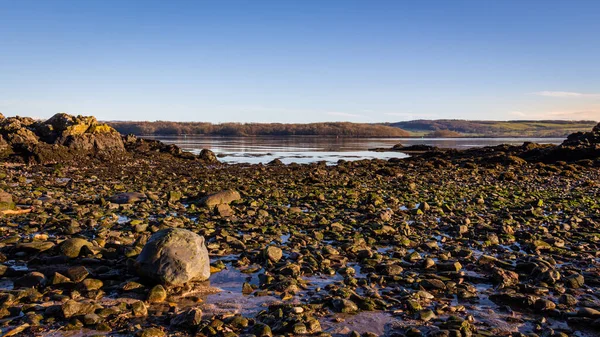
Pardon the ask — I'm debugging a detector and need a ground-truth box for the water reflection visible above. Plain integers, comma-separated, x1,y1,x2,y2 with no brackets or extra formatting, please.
145,136,564,164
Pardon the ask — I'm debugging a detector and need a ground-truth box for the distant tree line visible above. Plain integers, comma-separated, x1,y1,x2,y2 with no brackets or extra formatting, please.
389,119,597,137
107,121,411,137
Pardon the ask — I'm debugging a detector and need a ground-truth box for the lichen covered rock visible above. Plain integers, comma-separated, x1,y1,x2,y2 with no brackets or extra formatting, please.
0,113,124,163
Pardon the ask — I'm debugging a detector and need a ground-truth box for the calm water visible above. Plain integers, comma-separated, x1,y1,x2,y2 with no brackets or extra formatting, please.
146,135,564,164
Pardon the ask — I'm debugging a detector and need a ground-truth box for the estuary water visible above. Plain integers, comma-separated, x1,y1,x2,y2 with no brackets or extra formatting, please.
147,135,564,164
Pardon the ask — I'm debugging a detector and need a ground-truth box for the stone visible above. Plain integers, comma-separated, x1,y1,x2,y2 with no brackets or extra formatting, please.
67,266,90,282
14,272,47,288
170,308,202,328
137,328,166,337
423,258,436,269
83,313,102,325
420,309,436,322
52,272,72,285
62,300,97,318
438,261,462,272
253,323,272,337
565,273,584,288
199,149,218,163
81,279,103,291
167,190,182,203
293,323,307,334
2,323,30,337
577,307,600,318
59,238,93,258
306,318,321,333
131,301,148,317
558,294,578,306
380,264,403,276
16,241,55,253
534,299,556,312
264,246,283,263
421,279,446,290
109,192,147,204
332,298,358,313
136,228,210,286
215,203,233,216
199,189,241,207
491,267,519,288
147,285,167,303
242,282,254,295
0,191,15,211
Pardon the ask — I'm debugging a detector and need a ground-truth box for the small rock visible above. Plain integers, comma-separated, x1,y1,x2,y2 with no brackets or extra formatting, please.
420,309,436,322
81,278,103,291
215,203,233,216
199,189,241,206
332,298,358,313
577,307,600,318
67,266,90,283
83,313,102,325
109,192,146,204
59,238,93,258
137,327,166,337
147,285,167,303
558,294,578,306
264,246,283,263
565,273,584,288
52,272,72,285
170,308,202,328
14,272,46,288
438,261,462,272
62,300,97,318
131,301,148,317
534,298,556,312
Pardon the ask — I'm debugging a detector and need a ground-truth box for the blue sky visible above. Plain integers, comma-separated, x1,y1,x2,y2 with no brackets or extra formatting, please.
0,0,599,122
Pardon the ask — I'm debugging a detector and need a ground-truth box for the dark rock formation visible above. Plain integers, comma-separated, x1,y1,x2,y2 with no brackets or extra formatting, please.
122,134,197,160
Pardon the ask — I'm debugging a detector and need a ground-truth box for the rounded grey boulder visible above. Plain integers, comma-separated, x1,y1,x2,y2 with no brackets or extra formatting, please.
136,228,210,286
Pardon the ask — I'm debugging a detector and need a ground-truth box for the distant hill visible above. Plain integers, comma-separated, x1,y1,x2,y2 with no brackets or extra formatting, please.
388,120,597,138
108,121,411,137
107,119,597,138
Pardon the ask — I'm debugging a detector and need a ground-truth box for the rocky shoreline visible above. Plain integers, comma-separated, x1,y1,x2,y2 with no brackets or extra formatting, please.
0,114,599,337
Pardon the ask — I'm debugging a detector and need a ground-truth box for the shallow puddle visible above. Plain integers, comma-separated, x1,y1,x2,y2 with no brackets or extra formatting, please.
201,264,294,317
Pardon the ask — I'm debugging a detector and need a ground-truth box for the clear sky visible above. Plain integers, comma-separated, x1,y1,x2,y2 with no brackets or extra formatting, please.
1,0,599,122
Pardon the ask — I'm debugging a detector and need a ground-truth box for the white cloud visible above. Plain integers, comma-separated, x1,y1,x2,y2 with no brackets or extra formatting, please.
384,112,441,120
532,91,600,98
509,110,600,120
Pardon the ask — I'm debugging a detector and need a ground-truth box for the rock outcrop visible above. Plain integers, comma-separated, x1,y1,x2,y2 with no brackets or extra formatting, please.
562,123,600,147
0,112,219,164
0,113,124,163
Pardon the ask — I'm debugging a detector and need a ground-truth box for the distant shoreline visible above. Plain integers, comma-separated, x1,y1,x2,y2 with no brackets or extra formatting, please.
107,119,595,139
137,134,567,139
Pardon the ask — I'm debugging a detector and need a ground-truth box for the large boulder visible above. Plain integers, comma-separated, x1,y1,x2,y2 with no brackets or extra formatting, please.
136,229,210,286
